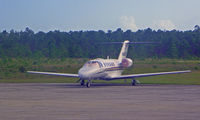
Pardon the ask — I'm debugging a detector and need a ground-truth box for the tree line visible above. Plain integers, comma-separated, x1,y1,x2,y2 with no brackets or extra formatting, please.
0,25,200,59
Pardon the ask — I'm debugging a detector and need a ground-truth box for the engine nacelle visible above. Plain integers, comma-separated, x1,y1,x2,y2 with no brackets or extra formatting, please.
120,58,133,68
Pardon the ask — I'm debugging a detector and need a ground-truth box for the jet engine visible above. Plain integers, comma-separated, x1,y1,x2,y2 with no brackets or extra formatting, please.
121,58,133,68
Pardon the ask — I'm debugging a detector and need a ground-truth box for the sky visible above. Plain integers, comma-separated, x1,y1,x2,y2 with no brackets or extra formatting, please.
0,0,200,32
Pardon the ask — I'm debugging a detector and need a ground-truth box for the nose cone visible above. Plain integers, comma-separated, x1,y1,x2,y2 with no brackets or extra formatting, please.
78,67,93,79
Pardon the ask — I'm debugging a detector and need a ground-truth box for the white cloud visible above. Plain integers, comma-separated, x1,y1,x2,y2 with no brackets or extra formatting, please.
120,16,138,31
157,20,176,30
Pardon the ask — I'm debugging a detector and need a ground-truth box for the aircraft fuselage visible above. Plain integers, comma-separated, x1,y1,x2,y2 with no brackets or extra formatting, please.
78,58,132,80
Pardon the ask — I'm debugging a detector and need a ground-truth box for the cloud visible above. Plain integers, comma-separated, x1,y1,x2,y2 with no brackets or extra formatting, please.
157,20,176,30
120,16,138,31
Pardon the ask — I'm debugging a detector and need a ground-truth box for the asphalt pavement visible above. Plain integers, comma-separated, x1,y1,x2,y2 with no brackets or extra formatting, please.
0,83,200,120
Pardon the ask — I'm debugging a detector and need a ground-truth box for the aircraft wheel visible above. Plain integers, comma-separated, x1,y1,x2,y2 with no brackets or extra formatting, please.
132,79,136,86
86,81,91,88
80,80,85,86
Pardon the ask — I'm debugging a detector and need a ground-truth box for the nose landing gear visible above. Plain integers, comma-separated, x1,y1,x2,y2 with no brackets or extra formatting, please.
80,79,91,87
86,80,91,88
80,80,85,86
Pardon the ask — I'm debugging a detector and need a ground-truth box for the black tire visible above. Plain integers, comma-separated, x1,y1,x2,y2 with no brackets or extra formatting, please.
80,80,85,86
86,82,91,88
132,79,136,86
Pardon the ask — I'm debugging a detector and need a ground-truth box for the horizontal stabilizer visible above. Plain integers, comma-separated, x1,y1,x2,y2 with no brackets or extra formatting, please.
101,41,160,44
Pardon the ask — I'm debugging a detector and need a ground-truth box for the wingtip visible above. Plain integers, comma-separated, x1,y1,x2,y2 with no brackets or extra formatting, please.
181,70,191,73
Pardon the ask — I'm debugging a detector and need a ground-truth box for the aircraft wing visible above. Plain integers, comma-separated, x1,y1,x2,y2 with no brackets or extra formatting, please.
27,71,79,77
106,70,191,80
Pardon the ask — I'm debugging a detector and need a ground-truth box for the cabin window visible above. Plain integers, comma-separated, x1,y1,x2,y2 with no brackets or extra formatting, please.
103,62,115,67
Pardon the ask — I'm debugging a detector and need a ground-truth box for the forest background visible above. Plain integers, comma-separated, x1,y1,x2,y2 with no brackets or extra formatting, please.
0,26,200,84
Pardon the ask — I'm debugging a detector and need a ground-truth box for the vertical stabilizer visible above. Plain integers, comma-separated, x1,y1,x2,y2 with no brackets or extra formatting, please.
118,40,130,62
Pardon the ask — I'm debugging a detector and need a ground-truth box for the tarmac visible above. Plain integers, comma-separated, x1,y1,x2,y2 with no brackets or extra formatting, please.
0,83,200,120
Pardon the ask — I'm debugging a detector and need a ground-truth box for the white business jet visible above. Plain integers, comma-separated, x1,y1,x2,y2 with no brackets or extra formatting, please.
28,40,191,87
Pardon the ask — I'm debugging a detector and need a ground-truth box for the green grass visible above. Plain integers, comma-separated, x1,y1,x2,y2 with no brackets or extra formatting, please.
0,58,200,85
137,71,200,85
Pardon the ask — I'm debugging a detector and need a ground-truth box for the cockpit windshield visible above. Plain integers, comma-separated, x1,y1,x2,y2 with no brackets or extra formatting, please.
83,61,102,68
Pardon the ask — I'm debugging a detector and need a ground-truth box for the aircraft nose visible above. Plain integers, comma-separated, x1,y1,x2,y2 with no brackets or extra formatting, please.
78,68,93,79
78,68,88,79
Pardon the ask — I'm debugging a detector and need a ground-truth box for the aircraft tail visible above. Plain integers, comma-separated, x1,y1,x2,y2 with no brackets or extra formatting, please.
102,40,159,62
118,40,130,62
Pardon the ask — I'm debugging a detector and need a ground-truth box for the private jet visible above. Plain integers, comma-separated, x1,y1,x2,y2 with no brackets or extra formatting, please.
28,40,191,87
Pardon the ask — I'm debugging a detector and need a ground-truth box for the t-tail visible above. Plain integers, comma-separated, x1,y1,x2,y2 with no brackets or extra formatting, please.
117,40,160,62
118,40,130,62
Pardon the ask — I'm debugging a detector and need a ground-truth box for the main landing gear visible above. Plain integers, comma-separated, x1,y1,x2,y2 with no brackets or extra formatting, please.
132,78,136,86
86,80,91,88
